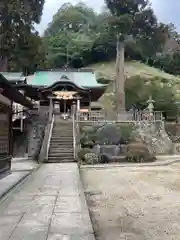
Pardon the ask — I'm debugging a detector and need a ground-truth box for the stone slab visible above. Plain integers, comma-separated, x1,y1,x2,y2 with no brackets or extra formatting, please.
0,163,95,240
0,171,30,200
47,233,95,240
11,157,38,172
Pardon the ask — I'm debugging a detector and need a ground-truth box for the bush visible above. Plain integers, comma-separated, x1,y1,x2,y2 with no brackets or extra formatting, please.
97,77,111,84
125,75,179,120
84,152,99,164
116,123,134,143
126,142,156,163
78,148,92,161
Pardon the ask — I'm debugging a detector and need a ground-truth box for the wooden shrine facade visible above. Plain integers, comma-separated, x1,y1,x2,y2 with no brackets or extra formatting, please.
0,74,32,176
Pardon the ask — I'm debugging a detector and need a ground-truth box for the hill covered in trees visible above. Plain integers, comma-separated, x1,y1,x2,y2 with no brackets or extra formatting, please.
1,0,180,119
43,2,180,76
40,1,180,119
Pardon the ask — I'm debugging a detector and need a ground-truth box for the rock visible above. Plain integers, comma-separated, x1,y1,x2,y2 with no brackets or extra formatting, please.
132,121,172,155
99,153,112,163
92,144,101,155
95,124,122,144
100,145,118,156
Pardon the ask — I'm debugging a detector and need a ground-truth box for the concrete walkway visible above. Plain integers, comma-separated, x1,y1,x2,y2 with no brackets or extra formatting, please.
0,163,95,240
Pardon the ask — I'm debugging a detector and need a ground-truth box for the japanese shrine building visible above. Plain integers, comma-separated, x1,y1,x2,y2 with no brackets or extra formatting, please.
2,69,107,115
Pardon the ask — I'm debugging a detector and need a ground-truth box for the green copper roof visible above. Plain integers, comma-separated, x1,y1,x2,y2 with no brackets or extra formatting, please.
0,72,25,81
26,71,106,89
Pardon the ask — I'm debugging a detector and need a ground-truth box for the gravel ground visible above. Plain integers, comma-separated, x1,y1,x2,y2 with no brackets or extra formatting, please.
81,163,180,240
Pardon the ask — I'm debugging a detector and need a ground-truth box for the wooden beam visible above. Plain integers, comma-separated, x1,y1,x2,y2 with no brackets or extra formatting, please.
0,93,11,106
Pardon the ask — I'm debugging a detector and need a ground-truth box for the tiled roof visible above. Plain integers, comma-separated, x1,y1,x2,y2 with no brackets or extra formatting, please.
0,72,25,81
26,71,106,89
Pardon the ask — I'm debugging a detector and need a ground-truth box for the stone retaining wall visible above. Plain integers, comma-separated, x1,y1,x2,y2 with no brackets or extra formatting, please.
27,116,48,159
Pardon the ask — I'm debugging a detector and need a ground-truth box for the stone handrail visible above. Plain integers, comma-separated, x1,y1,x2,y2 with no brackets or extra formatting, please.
46,114,54,160
38,114,54,163
72,113,77,160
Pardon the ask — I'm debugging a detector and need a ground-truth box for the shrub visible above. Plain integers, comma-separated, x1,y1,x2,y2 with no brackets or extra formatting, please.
116,123,134,143
78,148,92,161
126,142,156,163
97,77,111,84
125,75,178,120
84,152,99,164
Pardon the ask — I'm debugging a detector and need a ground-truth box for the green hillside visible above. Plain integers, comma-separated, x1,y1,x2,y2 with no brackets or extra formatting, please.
90,60,180,82
89,61,180,117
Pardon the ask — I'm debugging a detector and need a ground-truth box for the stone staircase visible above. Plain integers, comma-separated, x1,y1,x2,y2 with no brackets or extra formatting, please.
47,120,74,163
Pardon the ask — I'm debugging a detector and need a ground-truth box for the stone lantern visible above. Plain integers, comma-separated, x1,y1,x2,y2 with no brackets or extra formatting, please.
147,96,155,118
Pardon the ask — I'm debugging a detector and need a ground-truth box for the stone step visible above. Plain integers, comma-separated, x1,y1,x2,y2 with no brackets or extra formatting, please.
50,141,73,145
50,139,73,142
45,159,75,163
51,137,73,139
48,154,74,157
49,150,73,153
53,127,73,130
51,138,73,141
49,143,73,149
49,153,73,156
48,156,74,161
50,147,73,150
52,128,73,131
50,142,73,145
51,135,73,137
52,131,73,134
50,144,73,147
48,153,73,159
52,130,73,132
49,146,73,149
52,129,73,131
50,142,73,144
48,158,74,162
48,154,74,158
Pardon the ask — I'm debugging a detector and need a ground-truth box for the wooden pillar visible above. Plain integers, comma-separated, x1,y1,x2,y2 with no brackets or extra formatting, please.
8,102,13,157
88,90,91,111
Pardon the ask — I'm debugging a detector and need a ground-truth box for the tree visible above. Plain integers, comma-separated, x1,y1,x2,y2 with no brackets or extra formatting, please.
44,3,97,37
9,32,47,74
105,0,169,118
125,76,178,119
0,0,45,71
44,3,97,68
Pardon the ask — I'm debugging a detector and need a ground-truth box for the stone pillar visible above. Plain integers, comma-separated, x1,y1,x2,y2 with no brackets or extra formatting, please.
49,98,53,121
72,101,76,114
77,98,80,111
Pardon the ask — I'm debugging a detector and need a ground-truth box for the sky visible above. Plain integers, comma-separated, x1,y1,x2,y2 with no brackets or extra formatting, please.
36,0,180,34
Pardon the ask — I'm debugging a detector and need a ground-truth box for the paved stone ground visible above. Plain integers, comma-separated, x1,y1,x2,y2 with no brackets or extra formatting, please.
11,157,38,172
0,163,94,240
0,158,39,199
81,162,180,240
